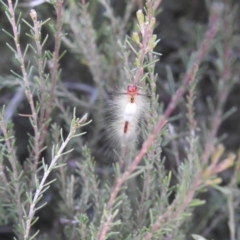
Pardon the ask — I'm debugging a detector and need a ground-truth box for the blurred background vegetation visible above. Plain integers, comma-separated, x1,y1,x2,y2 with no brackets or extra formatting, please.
0,0,240,239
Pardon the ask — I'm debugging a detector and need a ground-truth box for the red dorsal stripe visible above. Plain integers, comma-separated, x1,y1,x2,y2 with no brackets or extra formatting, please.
123,121,129,133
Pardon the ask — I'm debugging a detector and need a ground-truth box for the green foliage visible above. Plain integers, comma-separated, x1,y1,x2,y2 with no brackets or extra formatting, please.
0,0,239,240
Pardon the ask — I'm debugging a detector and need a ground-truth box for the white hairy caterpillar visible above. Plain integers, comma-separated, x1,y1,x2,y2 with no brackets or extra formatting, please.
95,84,149,163
108,84,149,147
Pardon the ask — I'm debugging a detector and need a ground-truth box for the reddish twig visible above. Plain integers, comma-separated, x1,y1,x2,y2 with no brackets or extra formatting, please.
143,4,228,239
109,62,198,210
201,2,230,165
30,9,46,117
97,214,114,240
30,0,63,178
7,0,42,202
97,2,223,239
97,63,198,240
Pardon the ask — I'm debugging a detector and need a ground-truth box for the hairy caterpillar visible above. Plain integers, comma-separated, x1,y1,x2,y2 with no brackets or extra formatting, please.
110,84,149,146
95,84,149,163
